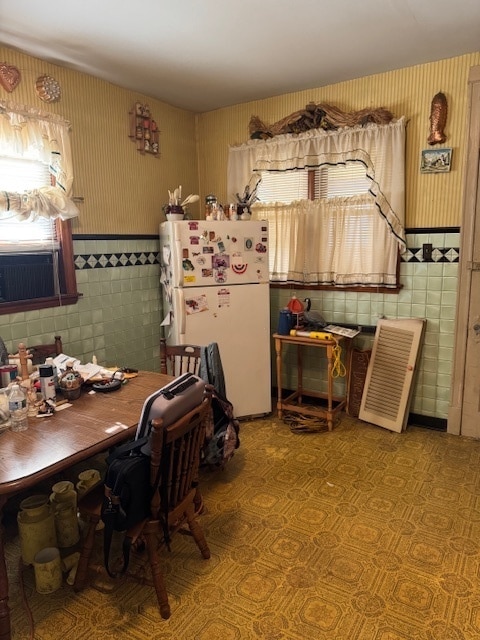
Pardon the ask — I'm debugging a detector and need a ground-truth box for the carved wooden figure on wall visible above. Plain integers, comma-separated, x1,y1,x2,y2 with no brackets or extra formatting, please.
427,92,448,145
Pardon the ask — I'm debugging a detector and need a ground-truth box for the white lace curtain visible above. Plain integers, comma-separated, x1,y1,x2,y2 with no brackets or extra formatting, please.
228,119,406,286
0,100,79,221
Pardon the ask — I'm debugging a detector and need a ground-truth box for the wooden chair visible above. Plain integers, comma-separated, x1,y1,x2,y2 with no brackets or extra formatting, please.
160,338,201,377
10,336,63,379
74,390,212,620
27,335,63,365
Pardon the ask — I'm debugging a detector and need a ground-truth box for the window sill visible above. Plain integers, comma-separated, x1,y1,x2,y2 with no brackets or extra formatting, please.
0,293,81,315
270,283,402,294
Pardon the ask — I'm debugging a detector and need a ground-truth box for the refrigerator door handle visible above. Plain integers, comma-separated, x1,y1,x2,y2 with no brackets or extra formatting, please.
173,238,183,288
173,287,186,336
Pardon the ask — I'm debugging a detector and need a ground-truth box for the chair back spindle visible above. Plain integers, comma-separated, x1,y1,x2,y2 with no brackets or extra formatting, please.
160,338,201,377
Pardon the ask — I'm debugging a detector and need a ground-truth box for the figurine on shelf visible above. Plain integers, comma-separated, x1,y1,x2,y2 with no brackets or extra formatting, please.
235,175,261,218
130,102,159,156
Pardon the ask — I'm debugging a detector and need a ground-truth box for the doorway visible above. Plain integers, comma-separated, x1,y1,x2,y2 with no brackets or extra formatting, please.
449,65,480,437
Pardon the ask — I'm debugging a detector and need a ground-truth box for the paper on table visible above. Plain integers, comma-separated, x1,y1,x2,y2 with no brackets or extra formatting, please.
75,363,112,381
53,354,110,381
53,353,82,372
323,325,361,338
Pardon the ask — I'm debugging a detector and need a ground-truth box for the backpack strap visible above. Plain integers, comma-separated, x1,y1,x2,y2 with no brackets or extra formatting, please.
102,448,146,578
102,486,121,578
105,436,148,465
102,441,165,578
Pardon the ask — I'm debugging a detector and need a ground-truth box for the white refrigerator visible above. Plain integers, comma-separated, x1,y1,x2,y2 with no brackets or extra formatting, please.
159,219,271,418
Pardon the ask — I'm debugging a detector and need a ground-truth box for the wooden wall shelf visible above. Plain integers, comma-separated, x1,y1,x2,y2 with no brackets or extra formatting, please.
129,102,159,156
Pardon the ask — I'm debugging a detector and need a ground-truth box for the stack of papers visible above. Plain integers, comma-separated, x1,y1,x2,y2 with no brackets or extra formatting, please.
324,325,361,339
53,354,113,381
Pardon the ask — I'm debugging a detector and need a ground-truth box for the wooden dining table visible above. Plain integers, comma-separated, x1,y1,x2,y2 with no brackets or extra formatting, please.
0,370,173,640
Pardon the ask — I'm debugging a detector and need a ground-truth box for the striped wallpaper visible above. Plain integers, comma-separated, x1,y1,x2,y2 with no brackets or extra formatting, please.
1,46,478,232
196,53,480,229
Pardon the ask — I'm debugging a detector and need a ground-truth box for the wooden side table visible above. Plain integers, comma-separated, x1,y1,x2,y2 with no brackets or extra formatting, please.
273,332,349,430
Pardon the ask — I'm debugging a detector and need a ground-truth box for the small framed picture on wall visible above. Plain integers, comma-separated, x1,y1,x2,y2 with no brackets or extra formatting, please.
420,148,452,173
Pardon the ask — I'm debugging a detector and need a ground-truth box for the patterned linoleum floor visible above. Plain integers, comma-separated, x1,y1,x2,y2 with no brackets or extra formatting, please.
8,413,480,640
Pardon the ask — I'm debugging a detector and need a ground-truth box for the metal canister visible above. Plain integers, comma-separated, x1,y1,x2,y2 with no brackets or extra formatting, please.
0,364,17,388
278,309,294,335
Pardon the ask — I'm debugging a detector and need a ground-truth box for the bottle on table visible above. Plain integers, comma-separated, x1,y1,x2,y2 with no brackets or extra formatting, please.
45,357,58,387
38,363,56,402
8,383,28,432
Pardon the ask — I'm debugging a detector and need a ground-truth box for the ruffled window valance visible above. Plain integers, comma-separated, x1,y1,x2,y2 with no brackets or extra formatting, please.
0,99,79,221
228,117,406,253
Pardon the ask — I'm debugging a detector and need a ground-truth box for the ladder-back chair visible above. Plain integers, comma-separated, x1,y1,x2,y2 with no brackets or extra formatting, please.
160,338,201,377
74,390,212,620
27,335,63,365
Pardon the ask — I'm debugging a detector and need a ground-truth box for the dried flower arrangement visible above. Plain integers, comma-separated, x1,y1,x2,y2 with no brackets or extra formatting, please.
249,102,395,139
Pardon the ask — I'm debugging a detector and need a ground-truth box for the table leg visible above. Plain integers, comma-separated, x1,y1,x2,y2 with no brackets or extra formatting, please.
297,345,303,404
275,338,283,418
0,496,11,640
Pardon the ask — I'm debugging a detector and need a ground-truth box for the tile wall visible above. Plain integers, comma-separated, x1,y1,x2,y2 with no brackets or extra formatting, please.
0,238,162,373
0,230,458,421
269,230,459,421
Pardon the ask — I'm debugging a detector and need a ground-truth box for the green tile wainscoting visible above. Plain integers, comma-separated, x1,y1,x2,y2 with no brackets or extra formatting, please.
0,230,459,422
270,229,459,423
0,237,163,374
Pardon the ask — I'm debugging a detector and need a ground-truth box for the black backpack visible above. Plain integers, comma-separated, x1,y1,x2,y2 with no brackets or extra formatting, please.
201,389,240,469
100,373,206,577
101,436,155,577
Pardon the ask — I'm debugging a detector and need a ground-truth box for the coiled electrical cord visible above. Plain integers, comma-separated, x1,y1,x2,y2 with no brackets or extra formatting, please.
331,339,346,378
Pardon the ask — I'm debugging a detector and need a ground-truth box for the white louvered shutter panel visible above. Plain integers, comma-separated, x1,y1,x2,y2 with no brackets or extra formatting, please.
359,318,426,432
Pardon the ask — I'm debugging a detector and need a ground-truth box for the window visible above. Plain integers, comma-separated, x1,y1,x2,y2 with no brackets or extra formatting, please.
256,163,370,202
0,157,57,247
229,118,406,290
256,165,381,286
256,169,309,203
0,100,79,314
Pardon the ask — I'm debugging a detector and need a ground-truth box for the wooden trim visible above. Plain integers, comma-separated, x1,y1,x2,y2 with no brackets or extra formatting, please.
0,293,80,315
270,282,402,294
73,233,158,240
57,219,78,294
0,218,79,315
468,65,480,84
448,66,480,435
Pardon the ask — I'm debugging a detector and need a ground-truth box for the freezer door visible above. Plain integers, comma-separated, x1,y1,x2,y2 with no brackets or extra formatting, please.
169,282,271,418
160,219,269,287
